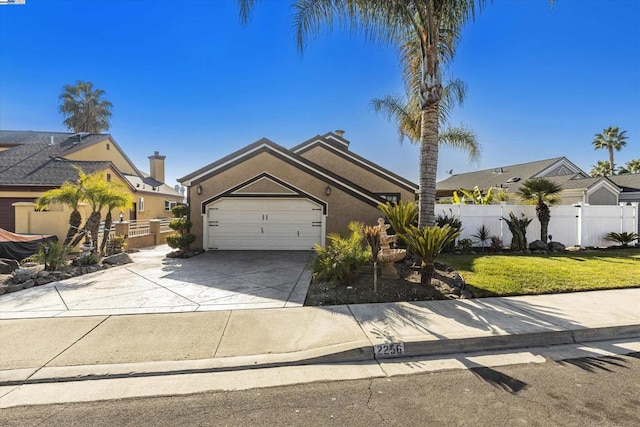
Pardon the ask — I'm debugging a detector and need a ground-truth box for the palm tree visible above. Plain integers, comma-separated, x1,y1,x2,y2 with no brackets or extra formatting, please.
517,178,562,244
238,0,489,227
592,126,628,176
590,160,612,177
618,159,640,174
99,185,133,255
371,32,480,163
37,181,84,246
59,81,113,133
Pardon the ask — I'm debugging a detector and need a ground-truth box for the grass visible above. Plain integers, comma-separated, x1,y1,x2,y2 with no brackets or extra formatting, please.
439,248,640,297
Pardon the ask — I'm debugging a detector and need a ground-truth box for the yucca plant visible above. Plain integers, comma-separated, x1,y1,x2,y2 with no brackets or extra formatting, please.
501,212,532,251
472,224,491,252
604,232,639,247
363,225,381,293
399,224,460,286
377,200,418,236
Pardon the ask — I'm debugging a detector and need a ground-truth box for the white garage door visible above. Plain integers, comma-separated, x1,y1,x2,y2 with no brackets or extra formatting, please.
207,198,323,250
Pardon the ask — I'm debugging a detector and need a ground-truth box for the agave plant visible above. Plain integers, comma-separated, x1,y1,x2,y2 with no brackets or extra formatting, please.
604,232,639,247
399,224,460,286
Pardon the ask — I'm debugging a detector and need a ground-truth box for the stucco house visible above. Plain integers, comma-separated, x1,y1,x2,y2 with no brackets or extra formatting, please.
178,131,418,251
0,130,183,236
436,157,640,206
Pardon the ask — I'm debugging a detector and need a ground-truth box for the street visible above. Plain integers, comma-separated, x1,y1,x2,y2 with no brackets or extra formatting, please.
1,352,638,426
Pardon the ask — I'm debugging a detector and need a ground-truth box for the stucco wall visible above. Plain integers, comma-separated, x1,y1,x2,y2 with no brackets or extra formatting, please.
299,146,416,202
188,151,385,250
65,139,138,175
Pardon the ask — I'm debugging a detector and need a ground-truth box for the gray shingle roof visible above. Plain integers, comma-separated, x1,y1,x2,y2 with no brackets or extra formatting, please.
437,157,569,193
608,174,640,192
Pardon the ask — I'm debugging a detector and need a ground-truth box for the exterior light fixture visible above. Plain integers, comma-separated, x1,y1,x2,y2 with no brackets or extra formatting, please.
119,212,124,222
197,184,203,195
325,186,331,196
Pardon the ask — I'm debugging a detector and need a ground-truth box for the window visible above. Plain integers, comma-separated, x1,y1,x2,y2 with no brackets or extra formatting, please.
106,143,110,150
165,200,177,211
377,193,400,204
138,197,144,212
106,173,111,182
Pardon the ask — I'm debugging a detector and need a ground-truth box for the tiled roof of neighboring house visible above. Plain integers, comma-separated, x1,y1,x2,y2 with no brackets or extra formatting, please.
124,173,182,197
0,130,182,197
608,174,640,192
436,157,585,193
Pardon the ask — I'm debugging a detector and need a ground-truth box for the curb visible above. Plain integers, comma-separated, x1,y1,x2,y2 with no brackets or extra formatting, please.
3,323,639,387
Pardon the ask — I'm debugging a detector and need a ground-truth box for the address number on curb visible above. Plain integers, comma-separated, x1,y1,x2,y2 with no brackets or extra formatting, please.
374,343,405,358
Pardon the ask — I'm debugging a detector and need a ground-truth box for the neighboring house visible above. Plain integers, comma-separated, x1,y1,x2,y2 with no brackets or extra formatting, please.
0,130,183,233
178,130,418,251
436,156,640,206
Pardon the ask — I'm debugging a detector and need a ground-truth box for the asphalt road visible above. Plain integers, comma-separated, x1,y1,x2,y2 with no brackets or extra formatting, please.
2,353,639,427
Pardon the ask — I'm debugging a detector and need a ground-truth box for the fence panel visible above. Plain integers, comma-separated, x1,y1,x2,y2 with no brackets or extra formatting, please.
435,203,638,248
127,219,151,237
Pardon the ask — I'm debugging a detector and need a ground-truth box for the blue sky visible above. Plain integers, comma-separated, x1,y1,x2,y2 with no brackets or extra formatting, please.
1,0,638,187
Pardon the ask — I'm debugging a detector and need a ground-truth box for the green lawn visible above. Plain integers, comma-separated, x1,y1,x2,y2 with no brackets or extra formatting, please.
439,249,640,297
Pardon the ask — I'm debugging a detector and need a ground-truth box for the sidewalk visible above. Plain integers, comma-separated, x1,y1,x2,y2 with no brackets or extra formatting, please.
1,288,638,391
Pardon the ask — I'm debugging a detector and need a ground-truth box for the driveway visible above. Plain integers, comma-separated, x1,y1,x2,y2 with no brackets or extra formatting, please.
0,245,314,319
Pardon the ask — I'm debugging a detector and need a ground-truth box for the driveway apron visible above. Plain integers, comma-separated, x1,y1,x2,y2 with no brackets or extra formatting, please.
0,245,315,319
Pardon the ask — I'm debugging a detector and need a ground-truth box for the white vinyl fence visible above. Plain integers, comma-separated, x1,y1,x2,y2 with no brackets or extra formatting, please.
436,203,638,248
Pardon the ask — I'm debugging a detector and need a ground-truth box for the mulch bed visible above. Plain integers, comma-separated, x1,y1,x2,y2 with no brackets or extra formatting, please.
304,255,469,306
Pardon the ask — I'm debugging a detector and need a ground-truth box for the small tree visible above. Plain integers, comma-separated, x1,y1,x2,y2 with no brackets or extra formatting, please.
166,205,196,253
399,224,460,286
517,178,562,243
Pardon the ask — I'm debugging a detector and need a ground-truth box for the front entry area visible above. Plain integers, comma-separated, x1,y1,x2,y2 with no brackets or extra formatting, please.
206,198,324,250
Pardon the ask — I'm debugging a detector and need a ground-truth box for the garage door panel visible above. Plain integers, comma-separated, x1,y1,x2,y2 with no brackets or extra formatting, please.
207,198,323,250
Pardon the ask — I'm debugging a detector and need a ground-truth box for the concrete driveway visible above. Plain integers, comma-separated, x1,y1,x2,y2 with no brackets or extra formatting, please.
0,245,314,319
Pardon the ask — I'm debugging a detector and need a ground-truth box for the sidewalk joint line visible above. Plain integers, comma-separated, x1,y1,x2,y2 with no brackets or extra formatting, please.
125,268,201,308
213,311,232,358
23,315,112,384
53,285,69,311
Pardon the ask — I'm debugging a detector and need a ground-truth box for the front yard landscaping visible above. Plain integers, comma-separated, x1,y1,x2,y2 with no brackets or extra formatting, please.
304,248,640,306
440,248,640,297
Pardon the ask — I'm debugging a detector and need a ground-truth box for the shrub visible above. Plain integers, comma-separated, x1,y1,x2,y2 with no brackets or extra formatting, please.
33,240,68,271
75,252,100,266
399,224,460,286
490,236,504,251
106,235,127,256
457,238,474,253
472,225,491,252
377,200,418,235
167,204,196,253
435,210,462,253
604,232,639,247
313,222,370,285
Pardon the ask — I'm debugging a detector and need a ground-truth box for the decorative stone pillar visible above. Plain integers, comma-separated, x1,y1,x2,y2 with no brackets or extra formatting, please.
114,221,129,238
149,219,161,245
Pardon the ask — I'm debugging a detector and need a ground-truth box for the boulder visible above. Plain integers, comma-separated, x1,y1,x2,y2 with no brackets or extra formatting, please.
103,253,132,265
22,279,35,289
0,258,19,274
548,241,566,252
12,268,36,283
529,240,547,251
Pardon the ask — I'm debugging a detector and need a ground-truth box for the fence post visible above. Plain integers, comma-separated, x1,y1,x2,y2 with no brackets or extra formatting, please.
115,221,129,238
149,219,161,245
575,204,582,247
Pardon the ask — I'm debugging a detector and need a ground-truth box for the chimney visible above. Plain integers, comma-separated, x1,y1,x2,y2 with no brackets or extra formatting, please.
335,129,345,138
148,151,166,183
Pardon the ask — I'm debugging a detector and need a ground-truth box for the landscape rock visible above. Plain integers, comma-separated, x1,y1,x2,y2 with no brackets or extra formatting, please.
22,279,35,289
6,283,24,293
548,241,566,252
103,253,132,265
36,270,50,278
529,240,547,251
35,277,51,286
0,259,19,274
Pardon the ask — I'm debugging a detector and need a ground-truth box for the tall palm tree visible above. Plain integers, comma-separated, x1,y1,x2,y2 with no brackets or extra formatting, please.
592,126,628,176
517,178,562,244
59,81,113,133
590,160,612,177
618,159,640,174
239,0,489,227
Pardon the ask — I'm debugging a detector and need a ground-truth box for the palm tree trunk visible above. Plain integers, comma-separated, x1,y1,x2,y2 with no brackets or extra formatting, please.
421,261,434,286
537,202,550,243
70,211,100,248
63,209,82,246
418,105,440,227
609,146,615,175
100,211,113,255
